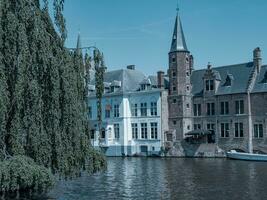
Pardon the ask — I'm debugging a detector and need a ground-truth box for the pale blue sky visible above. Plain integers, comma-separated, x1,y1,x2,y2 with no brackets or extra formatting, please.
62,0,267,75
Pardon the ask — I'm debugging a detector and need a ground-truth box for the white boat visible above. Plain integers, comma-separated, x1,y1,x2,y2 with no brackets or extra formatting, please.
227,150,267,161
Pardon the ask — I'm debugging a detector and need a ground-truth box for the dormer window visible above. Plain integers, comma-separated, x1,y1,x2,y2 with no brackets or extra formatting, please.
110,81,121,92
104,82,111,93
205,80,214,91
140,78,151,91
141,84,146,91
224,74,234,86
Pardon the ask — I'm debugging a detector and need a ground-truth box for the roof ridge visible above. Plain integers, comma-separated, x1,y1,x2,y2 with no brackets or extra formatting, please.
193,62,253,72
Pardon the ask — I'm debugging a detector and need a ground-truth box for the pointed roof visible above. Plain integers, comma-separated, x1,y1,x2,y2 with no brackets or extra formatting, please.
170,11,188,52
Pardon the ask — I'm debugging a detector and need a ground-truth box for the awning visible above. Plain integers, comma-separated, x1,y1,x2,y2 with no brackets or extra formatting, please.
185,129,212,136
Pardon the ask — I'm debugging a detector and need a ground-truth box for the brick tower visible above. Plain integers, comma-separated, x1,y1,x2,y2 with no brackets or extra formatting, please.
168,7,194,141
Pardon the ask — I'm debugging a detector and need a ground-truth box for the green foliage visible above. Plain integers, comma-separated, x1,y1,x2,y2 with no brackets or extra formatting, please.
0,156,54,196
0,0,106,198
94,50,106,135
88,148,107,173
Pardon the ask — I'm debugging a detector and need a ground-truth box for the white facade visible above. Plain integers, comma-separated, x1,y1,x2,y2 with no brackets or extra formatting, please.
89,89,168,156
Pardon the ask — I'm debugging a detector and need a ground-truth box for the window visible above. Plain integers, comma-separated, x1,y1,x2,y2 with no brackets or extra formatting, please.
150,102,157,116
235,100,244,114
114,124,120,139
187,125,190,130
207,103,215,116
220,102,229,115
173,86,176,91
235,123,244,137
90,130,95,139
88,107,92,119
101,129,105,139
131,104,138,117
224,75,233,86
172,56,176,63
254,124,263,138
186,71,190,76
140,103,147,116
105,109,110,118
205,80,214,91
186,104,190,109
114,104,120,117
141,123,148,139
207,123,215,131
221,123,230,138
172,71,176,77
194,104,201,116
173,120,177,125
187,86,190,91
141,84,146,91
132,123,138,139
173,98,177,104
151,123,158,139
194,124,201,130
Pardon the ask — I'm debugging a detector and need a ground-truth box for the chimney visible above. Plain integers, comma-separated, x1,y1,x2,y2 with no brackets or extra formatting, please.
127,65,135,70
253,47,262,73
157,71,165,89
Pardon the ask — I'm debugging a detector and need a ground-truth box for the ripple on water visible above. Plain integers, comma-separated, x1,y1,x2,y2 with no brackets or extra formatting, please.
47,157,267,200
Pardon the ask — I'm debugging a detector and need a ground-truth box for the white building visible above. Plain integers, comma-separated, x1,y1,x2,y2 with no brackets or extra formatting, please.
89,66,169,156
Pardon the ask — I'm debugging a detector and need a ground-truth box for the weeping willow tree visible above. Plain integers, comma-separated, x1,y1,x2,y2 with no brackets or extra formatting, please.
0,0,106,198
94,50,106,145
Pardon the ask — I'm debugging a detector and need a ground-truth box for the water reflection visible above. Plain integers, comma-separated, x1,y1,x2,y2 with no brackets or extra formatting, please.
48,158,267,200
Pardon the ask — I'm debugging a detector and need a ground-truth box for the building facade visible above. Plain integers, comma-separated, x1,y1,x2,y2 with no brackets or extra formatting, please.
88,66,169,156
166,10,267,155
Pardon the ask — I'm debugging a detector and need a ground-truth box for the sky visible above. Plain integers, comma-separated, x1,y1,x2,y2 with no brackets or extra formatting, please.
61,0,267,75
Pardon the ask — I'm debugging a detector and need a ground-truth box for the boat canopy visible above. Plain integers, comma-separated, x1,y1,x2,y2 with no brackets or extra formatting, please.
185,129,212,136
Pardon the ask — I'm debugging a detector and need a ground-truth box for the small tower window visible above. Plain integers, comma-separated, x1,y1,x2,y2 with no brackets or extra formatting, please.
173,98,177,104
173,86,176,91
186,86,190,91
172,55,176,63
172,71,176,77
186,104,190,109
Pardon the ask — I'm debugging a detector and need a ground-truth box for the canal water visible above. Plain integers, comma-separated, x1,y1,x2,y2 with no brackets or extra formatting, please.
48,157,267,200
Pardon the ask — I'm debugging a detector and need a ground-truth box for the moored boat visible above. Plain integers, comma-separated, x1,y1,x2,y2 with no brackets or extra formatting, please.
227,150,267,161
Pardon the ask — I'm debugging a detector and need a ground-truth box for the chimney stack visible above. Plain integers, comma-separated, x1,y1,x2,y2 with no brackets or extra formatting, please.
253,47,262,73
127,65,135,70
157,71,165,89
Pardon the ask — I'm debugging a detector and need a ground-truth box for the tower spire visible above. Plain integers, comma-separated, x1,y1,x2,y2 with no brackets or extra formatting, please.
170,3,188,52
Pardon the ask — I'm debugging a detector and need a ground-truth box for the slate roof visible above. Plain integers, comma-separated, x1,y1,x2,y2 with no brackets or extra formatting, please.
191,62,267,96
252,65,267,93
170,13,188,52
89,68,169,95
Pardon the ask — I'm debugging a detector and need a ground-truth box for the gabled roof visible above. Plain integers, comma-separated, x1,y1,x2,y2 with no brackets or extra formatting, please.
191,62,255,96
170,13,188,52
252,65,267,93
89,68,170,95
